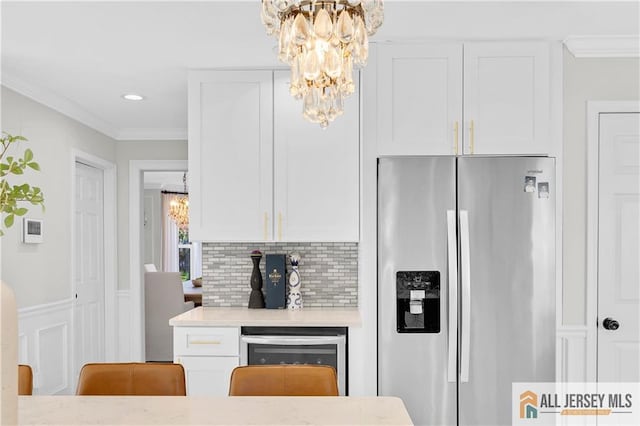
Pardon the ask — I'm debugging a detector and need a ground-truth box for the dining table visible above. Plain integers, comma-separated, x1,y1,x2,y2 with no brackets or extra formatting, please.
182,280,202,306
19,395,413,425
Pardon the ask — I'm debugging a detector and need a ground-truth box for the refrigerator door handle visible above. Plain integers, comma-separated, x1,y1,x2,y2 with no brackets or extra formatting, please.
460,210,471,383
446,210,458,383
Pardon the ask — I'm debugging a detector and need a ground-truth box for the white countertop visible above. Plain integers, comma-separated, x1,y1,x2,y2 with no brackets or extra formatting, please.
20,396,413,425
169,306,362,327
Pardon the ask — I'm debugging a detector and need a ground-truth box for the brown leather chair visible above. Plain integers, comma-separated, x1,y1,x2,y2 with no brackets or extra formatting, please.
228,365,339,396
76,363,186,396
18,364,33,395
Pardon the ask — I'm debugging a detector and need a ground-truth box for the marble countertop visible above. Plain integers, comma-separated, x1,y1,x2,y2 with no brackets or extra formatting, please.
169,306,362,327
20,396,412,425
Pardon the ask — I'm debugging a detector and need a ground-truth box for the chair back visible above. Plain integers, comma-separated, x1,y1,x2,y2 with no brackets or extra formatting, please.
144,272,194,361
228,365,339,396
18,364,33,395
143,264,157,272
76,363,186,396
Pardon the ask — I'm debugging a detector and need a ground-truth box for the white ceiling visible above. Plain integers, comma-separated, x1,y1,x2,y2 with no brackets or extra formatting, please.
2,1,639,141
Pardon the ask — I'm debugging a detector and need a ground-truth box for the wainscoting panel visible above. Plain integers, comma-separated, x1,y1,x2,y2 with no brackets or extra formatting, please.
35,322,69,394
117,290,131,361
18,298,74,395
556,326,591,382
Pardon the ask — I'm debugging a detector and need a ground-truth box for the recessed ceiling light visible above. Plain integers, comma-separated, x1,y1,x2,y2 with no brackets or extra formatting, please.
122,93,144,101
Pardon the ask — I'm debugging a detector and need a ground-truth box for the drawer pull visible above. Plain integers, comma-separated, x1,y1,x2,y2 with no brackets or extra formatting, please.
189,340,222,345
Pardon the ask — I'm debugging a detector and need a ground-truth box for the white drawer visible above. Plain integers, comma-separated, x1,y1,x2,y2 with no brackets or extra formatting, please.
174,326,239,356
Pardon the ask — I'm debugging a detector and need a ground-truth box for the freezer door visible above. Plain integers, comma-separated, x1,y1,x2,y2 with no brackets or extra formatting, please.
378,157,457,426
457,157,556,426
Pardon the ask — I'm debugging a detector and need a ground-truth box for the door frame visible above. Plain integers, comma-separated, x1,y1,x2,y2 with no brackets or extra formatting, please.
128,159,188,361
70,150,117,364
586,101,640,381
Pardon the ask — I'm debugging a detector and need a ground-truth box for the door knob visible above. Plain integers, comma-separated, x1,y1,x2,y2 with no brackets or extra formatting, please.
602,317,620,330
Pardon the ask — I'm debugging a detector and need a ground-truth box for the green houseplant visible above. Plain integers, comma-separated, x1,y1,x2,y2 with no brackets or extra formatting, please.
0,132,45,236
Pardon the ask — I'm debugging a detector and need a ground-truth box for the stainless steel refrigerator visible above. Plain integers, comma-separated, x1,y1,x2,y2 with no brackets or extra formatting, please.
378,157,555,426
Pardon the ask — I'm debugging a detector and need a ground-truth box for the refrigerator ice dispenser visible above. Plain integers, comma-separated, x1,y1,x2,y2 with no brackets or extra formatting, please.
396,271,440,333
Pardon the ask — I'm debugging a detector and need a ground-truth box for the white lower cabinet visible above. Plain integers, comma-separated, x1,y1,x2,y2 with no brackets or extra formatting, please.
173,326,240,396
176,356,239,396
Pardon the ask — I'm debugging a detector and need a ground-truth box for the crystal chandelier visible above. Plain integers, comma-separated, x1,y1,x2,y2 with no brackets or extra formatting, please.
169,173,189,229
261,0,384,128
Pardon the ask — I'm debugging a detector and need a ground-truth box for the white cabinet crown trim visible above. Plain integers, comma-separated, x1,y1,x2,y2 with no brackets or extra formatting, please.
564,35,640,58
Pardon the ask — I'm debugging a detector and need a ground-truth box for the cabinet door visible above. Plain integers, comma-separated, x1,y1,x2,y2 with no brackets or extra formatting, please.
188,70,273,241
176,356,239,396
273,70,359,242
463,42,550,155
377,43,463,156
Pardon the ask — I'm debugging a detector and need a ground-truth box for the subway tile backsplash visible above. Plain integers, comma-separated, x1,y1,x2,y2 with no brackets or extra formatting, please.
201,242,358,307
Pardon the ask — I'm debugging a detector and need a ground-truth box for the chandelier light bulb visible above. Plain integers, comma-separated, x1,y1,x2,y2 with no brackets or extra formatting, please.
261,0,384,127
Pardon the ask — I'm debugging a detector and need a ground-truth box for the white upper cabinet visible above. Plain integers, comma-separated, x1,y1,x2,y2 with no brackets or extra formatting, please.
188,70,360,242
188,70,273,242
463,42,549,155
273,70,360,242
377,43,463,156
376,41,550,156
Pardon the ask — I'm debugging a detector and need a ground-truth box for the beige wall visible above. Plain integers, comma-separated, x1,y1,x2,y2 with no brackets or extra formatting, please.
0,88,187,305
0,87,117,308
115,141,187,290
562,50,640,325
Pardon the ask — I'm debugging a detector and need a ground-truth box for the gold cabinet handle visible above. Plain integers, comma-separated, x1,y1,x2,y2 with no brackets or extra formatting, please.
188,340,222,345
470,120,475,155
453,121,459,155
263,212,268,241
278,212,283,241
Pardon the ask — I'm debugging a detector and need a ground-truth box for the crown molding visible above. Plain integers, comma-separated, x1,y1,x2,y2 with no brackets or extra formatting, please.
1,70,188,141
564,35,640,58
116,127,187,141
1,70,120,139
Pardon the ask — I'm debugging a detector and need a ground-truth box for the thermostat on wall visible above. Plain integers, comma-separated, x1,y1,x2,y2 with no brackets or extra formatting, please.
23,218,43,243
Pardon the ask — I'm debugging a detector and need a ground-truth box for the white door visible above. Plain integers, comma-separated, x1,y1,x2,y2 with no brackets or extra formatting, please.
273,70,359,242
597,113,640,382
377,42,463,156
74,162,105,381
463,41,549,155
